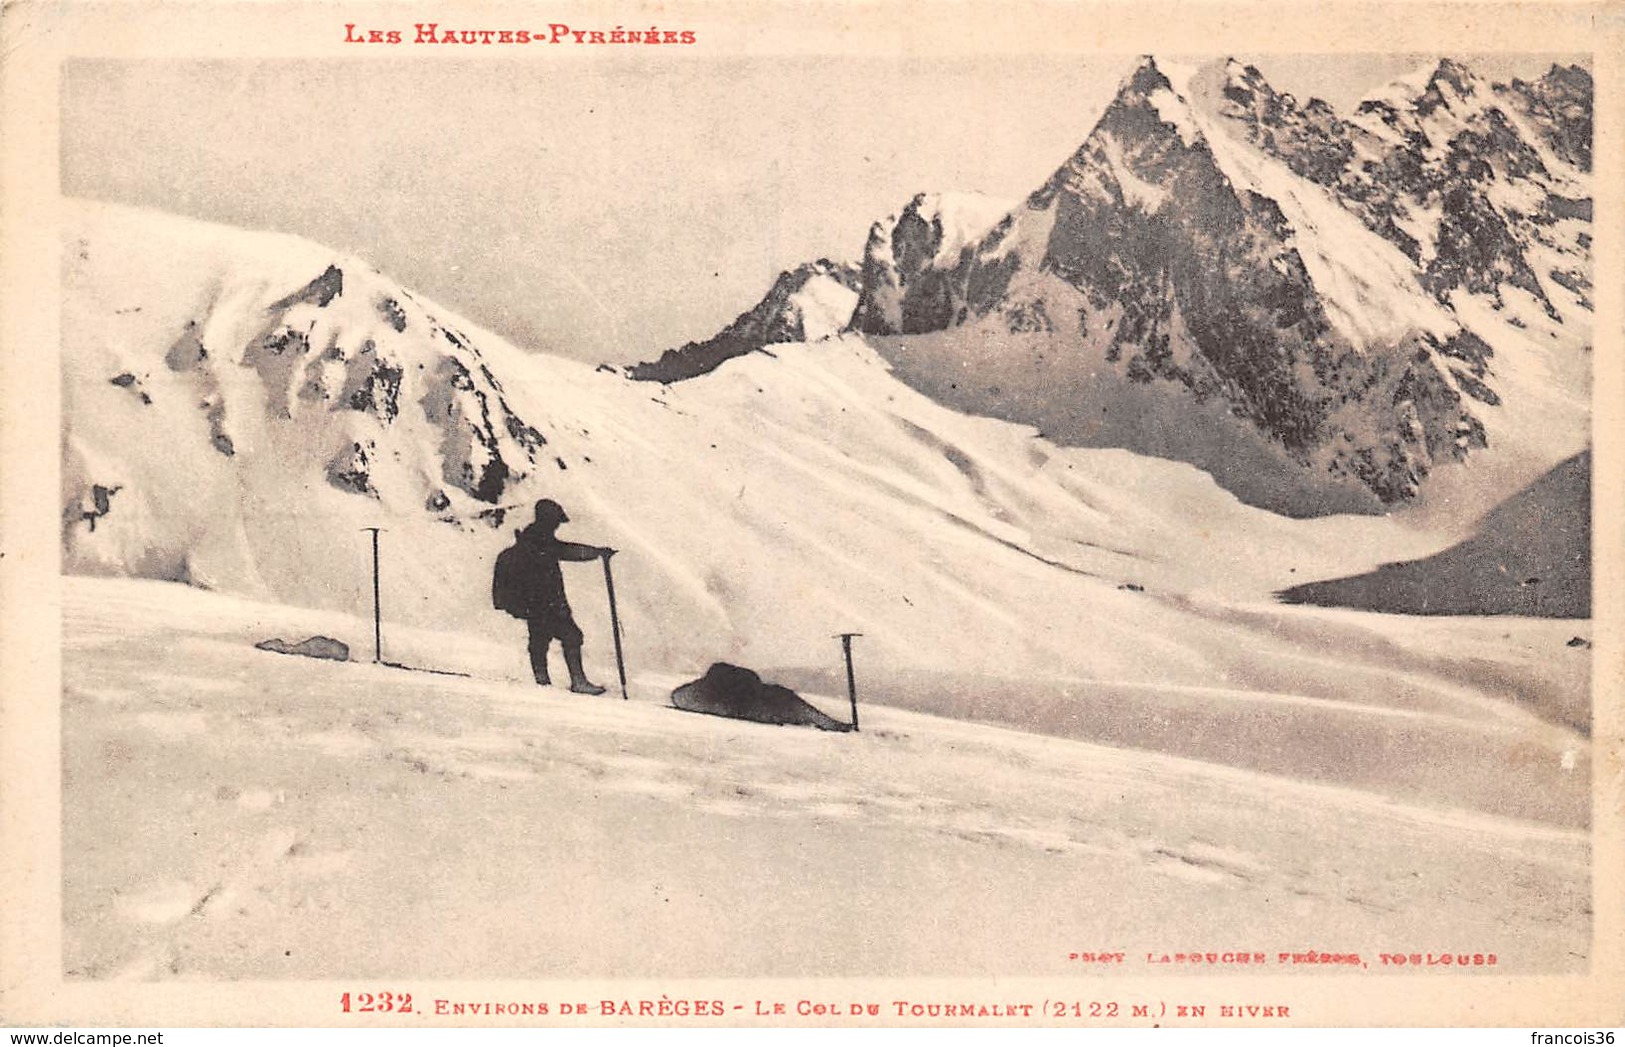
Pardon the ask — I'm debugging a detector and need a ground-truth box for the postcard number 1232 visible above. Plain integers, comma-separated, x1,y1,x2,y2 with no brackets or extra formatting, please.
340,991,414,1013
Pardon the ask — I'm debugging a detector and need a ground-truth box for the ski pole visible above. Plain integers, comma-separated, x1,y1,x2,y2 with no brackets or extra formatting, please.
602,551,629,700
836,632,862,731
363,527,383,663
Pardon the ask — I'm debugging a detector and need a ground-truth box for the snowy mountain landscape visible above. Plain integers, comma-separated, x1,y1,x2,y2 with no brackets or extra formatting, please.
649,57,1592,522
56,54,1594,983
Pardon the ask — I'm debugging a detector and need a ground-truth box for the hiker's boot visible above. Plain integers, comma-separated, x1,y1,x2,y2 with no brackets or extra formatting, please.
564,645,607,695
527,631,553,687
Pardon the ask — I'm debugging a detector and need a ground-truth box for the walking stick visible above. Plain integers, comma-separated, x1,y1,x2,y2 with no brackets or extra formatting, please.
601,552,629,700
362,527,384,663
836,632,862,732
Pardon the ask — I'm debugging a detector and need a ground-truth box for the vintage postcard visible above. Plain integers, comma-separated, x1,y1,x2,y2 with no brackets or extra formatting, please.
1,0,1621,1029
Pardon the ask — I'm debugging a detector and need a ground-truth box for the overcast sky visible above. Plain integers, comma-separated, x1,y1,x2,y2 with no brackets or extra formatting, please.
62,53,1583,364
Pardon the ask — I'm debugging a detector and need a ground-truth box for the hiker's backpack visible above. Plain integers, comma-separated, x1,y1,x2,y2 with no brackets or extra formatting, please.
491,541,529,618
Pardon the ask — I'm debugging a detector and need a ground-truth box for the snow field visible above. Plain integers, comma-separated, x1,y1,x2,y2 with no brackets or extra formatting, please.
63,577,1590,979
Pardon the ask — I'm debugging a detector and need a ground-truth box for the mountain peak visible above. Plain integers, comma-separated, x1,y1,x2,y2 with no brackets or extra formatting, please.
1499,61,1593,171
1429,56,1481,96
1211,59,1330,117
627,258,862,382
1223,58,1265,85
1122,54,1175,97
850,189,1014,336
1544,62,1592,89
1504,61,1594,102
1220,58,1279,104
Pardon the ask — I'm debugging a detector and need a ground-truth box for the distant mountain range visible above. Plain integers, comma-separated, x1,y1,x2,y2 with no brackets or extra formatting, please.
634,56,1592,517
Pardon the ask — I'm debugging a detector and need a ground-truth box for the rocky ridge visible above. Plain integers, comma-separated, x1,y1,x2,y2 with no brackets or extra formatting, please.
627,259,861,382
636,56,1592,515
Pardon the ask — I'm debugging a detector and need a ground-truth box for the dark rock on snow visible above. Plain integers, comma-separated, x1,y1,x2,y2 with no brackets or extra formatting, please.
256,635,352,661
1277,451,1591,618
671,662,854,731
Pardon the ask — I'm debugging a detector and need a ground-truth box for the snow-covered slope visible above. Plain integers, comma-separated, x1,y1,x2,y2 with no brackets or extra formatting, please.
64,203,550,601
62,577,1591,980
62,199,1588,815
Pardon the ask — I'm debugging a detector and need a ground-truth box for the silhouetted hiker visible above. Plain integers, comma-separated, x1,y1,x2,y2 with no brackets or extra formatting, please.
492,499,615,694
